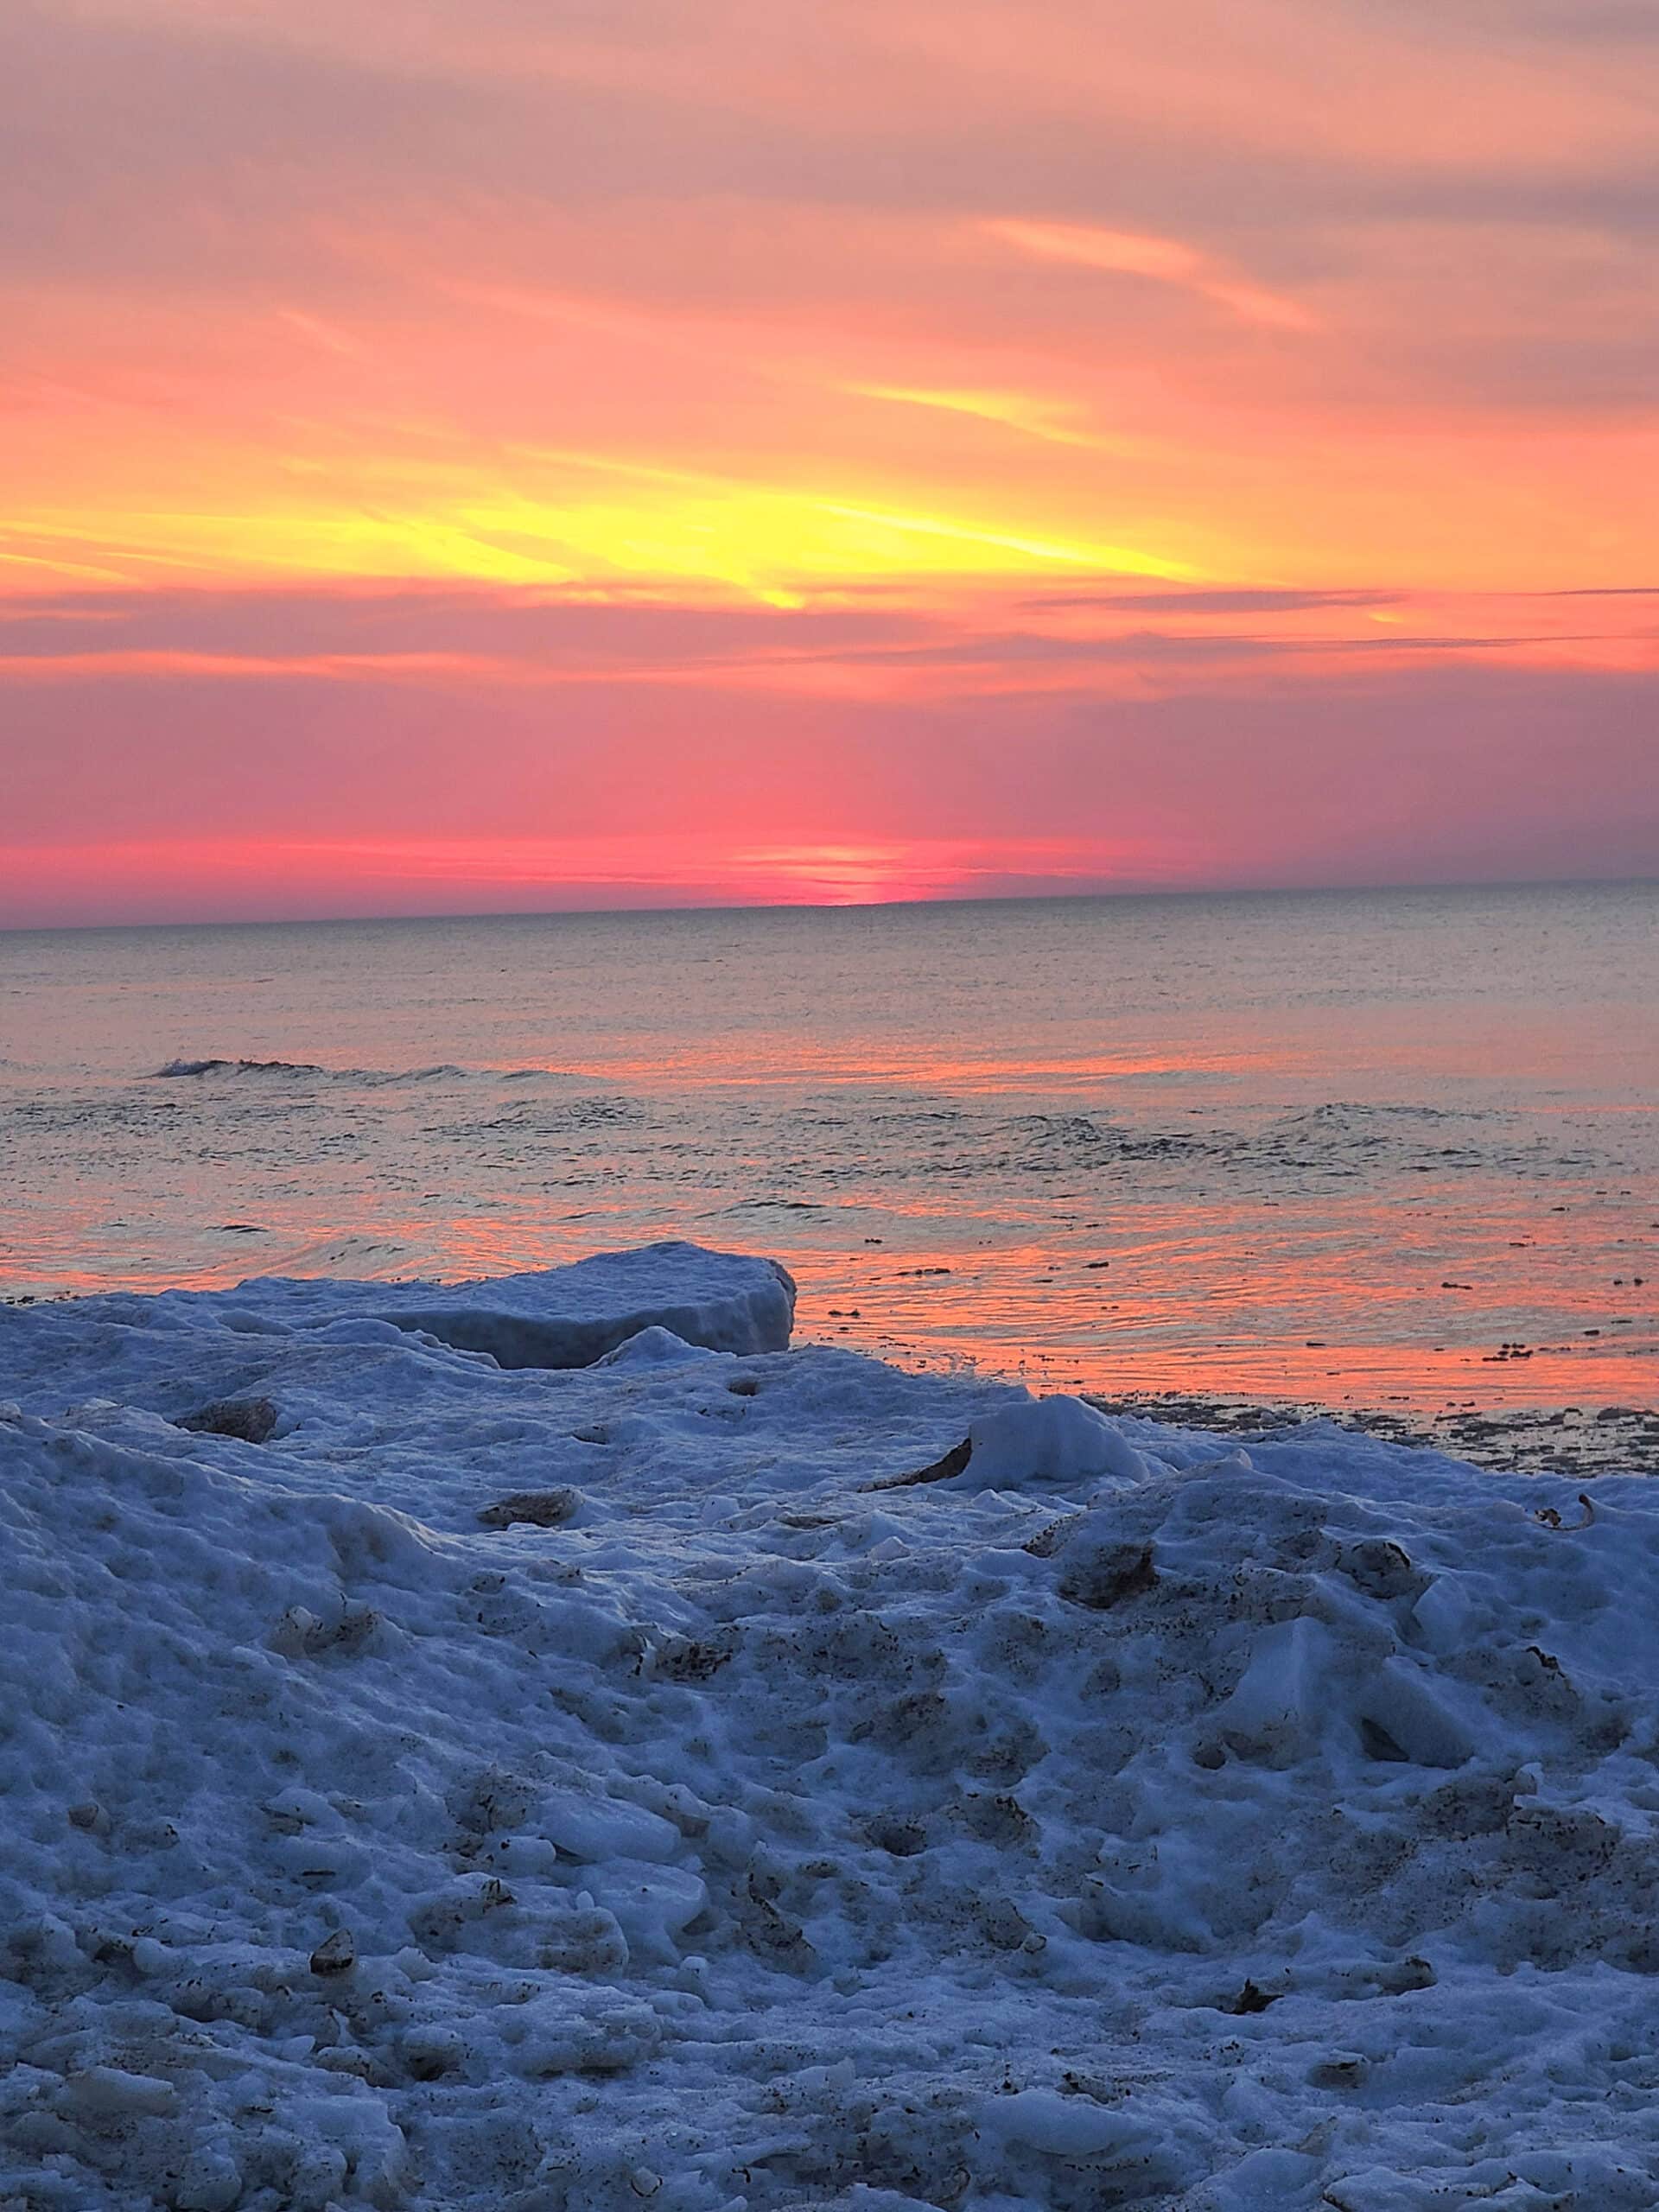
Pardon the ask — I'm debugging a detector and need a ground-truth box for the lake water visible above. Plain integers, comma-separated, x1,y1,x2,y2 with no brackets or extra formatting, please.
2,882,1655,1415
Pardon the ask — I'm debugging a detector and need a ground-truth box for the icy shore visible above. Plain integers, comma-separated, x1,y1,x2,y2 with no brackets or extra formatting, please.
3,1246,1658,2211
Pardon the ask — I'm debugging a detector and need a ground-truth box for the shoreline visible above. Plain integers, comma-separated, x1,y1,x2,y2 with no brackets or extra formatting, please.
1091,1386,1659,1478
9,1288,1656,1475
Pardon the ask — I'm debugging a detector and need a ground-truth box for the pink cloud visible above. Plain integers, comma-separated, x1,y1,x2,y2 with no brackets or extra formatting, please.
2,1,1656,924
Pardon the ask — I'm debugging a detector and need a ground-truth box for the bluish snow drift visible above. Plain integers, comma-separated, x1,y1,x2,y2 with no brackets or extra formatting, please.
2,1243,1656,2211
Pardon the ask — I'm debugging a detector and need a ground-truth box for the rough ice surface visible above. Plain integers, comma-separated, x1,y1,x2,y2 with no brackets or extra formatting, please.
3,1246,1659,2210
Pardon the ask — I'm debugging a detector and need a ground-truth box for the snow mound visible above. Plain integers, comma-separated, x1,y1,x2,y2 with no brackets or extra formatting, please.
29,1241,797,1370
3,1264,1659,2209
966,1392,1152,1484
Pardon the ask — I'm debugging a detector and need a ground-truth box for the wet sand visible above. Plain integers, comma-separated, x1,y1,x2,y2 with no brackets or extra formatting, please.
1091,1389,1659,1477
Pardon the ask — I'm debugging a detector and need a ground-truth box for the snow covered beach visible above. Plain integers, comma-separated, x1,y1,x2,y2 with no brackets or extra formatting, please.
4,1245,1659,2210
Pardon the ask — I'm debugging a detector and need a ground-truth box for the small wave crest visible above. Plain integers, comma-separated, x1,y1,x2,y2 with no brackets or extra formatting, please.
149,1058,564,1087
151,1058,327,1080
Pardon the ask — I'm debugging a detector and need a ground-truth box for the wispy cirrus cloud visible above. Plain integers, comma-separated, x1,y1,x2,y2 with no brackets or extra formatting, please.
1024,588,1403,614
843,384,1131,451
982,219,1319,330
0,580,1643,703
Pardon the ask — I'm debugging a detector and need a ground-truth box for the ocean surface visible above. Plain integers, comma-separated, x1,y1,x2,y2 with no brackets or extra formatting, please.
2,881,1655,1415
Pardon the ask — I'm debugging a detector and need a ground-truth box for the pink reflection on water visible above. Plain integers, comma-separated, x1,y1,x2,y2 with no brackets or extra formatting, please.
4,888,1655,1427
14,1138,1657,1419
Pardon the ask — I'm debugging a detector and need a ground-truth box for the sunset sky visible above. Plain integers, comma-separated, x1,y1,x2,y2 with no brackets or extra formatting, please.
3,0,1657,924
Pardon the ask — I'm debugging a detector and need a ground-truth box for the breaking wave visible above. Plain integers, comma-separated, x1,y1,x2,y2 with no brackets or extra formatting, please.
148,1058,561,1087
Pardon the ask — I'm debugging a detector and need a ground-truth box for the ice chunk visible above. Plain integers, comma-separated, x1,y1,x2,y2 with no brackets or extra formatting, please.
967,1394,1149,1484
34,1241,796,1370
1355,1657,1475,1769
1412,1572,1474,1654
538,1789,682,1865
583,1859,708,1961
62,2066,180,2118
594,1325,720,1367
1218,1615,1337,1761
351,1243,794,1367
981,2087,1157,2159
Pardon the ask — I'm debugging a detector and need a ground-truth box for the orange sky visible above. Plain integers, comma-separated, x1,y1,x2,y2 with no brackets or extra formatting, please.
3,0,1657,923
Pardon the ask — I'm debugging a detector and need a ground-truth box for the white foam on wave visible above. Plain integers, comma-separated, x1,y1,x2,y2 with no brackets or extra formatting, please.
149,1059,483,1087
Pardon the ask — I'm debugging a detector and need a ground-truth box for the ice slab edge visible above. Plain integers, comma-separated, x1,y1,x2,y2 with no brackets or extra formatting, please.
45,1241,798,1369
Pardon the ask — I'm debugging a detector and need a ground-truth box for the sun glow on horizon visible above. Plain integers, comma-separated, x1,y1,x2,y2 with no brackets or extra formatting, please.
0,830,1223,929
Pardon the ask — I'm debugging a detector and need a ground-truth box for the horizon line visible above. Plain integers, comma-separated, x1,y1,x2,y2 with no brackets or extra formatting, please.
3,869,1656,939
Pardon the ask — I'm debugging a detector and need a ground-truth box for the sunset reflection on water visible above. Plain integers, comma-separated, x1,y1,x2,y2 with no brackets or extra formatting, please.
3,886,1655,1420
